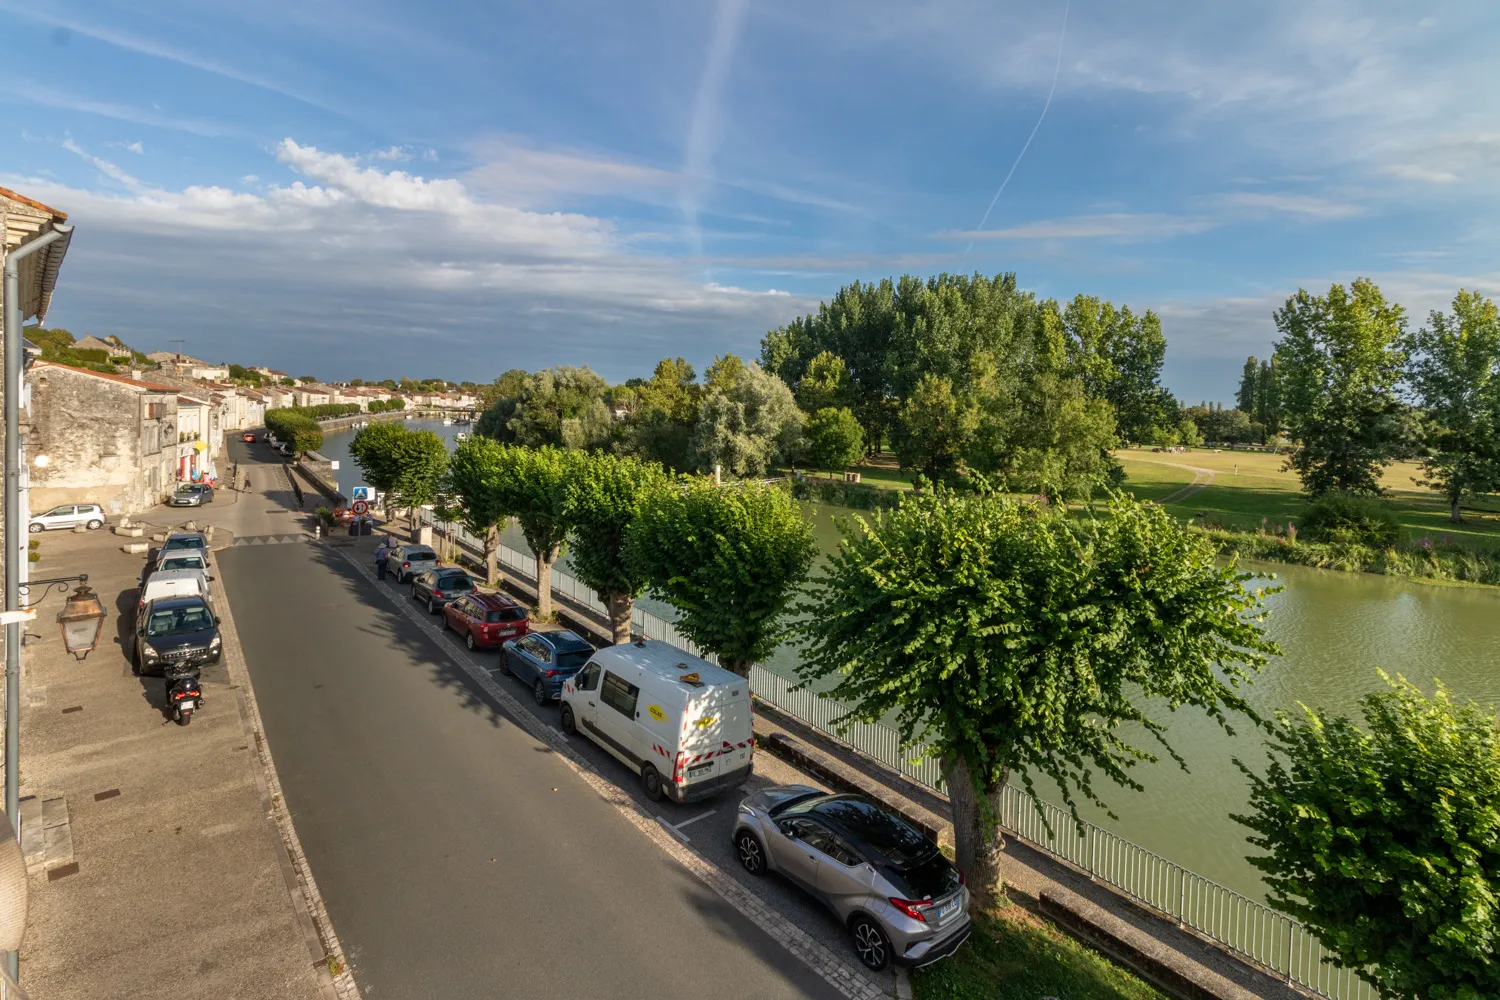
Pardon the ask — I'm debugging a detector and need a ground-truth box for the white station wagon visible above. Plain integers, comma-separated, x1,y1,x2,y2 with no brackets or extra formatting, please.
29,503,106,532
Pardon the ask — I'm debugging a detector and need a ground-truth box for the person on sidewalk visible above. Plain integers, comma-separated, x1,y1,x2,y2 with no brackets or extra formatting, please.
375,540,390,581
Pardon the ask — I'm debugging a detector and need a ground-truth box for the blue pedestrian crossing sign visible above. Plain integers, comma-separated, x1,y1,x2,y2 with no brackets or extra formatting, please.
351,486,373,502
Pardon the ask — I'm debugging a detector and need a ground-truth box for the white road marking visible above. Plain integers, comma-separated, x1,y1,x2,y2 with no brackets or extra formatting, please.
673,810,716,831
656,816,692,843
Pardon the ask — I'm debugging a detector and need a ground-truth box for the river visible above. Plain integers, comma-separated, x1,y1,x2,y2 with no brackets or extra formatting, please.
321,420,1500,900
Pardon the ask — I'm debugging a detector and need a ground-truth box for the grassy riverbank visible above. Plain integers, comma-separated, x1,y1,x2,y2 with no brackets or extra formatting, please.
911,902,1169,1000
1117,448,1500,586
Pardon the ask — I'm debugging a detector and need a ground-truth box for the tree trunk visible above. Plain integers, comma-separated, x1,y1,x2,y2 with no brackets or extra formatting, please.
485,524,500,586
719,656,752,679
1450,494,1464,524
606,590,633,645
942,755,1007,910
535,544,560,619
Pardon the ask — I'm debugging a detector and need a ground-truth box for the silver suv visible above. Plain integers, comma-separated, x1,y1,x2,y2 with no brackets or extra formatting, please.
732,787,970,971
388,544,439,583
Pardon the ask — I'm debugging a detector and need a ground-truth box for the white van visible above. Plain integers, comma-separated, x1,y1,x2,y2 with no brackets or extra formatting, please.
560,639,754,804
138,568,211,616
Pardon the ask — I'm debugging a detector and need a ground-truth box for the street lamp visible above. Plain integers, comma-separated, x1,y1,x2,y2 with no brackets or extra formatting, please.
55,583,106,659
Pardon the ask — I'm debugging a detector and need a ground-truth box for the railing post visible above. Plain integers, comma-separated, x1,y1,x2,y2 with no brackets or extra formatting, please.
1088,827,1096,880
1177,870,1186,929
1285,920,1294,984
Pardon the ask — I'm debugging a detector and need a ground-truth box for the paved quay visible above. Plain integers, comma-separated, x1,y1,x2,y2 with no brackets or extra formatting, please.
11,499,335,999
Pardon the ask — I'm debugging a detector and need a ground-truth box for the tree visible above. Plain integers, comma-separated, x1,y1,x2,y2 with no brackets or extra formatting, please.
704,353,748,392
350,421,409,500
1274,280,1407,496
387,430,448,531
891,374,976,481
1233,675,1500,1000
505,367,611,449
1177,416,1203,448
970,374,1118,501
796,490,1278,905
1405,290,1500,522
445,438,511,585
490,446,577,620
688,364,804,478
805,408,865,474
1237,357,1260,414
562,453,669,643
625,478,816,677
796,352,855,414
264,408,323,455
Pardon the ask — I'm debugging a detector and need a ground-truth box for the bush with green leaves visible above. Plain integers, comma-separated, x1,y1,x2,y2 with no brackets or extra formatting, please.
264,408,324,455
1234,675,1500,1000
1297,491,1400,547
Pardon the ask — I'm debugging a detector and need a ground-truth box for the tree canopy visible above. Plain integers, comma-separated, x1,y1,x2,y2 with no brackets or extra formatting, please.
795,488,1279,903
561,452,669,643
1234,675,1500,1000
488,445,578,619
625,478,815,676
445,436,511,584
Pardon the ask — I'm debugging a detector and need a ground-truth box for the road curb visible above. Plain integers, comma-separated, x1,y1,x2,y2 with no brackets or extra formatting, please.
212,562,359,999
337,547,890,1000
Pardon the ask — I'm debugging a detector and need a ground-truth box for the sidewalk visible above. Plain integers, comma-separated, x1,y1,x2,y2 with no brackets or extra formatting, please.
11,523,333,999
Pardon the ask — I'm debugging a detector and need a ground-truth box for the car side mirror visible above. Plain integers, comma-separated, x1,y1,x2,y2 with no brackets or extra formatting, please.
214,616,222,625
207,576,216,581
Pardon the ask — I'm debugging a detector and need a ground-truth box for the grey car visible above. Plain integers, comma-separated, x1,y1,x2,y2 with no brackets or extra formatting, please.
388,544,439,583
732,788,970,971
168,483,215,507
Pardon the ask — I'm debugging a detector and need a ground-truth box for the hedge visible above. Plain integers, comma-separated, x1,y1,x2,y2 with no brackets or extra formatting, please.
264,408,324,454
1198,526,1500,587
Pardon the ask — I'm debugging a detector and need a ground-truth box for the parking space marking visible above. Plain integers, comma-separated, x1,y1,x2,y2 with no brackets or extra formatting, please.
656,816,692,843
673,810,716,831
336,548,888,1000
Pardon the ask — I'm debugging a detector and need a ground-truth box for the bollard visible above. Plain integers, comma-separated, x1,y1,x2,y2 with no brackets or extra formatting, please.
315,524,321,539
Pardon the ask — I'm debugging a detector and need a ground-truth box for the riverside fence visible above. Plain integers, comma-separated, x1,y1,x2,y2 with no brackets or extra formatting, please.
417,509,1373,1000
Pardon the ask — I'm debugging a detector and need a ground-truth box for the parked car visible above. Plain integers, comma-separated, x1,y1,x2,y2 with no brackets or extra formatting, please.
138,567,212,615
410,567,476,613
133,595,222,676
501,630,595,705
732,788,971,971
442,592,529,650
28,503,106,533
160,531,210,556
559,639,753,803
388,544,438,583
145,550,212,585
241,432,257,443
168,483,215,507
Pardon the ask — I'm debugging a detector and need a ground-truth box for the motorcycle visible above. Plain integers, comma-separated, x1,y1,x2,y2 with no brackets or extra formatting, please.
166,670,203,726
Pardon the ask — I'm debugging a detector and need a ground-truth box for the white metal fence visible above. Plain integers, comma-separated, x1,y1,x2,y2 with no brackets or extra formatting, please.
416,510,1372,1000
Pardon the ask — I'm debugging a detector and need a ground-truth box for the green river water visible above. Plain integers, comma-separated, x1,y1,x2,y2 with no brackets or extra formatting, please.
324,421,1500,900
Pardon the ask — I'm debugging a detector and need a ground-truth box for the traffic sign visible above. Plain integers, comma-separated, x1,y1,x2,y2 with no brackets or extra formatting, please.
351,486,373,502
351,500,369,516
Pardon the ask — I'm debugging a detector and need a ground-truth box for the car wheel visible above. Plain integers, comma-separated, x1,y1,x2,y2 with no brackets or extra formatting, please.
428,596,438,614
27,523,42,533
533,679,549,706
86,519,103,530
735,831,767,876
560,703,577,735
642,765,664,802
498,651,511,676
850,917,892,972
131,643,142,676
441,611,451,631
465,631,476,651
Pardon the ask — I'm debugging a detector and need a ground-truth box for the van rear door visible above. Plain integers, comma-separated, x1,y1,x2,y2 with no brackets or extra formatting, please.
680,684,753,788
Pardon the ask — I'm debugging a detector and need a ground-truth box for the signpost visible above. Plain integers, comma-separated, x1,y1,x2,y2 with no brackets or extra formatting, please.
351,500,369,516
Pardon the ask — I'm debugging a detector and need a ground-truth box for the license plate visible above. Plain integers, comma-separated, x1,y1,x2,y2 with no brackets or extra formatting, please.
497,628,516,636
178,700,195,711
935,900,958,920
688,761,714,775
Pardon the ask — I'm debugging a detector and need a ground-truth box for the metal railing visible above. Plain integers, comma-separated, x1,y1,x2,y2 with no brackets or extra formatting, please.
415,510,1371,1000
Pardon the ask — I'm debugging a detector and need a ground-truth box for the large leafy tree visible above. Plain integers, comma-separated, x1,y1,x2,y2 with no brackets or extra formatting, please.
1405,290,1500,522
562,453,669,644
1274,280,1407,496
795,351,856,414
490,446,578,619
688,363,804,478
804,407,865,474
349,421,412,508
505,367,612,450
795,489,1278,905
625,478,815,677
1234,676,1500,1000
891,374,977,481
444,437,511,585
387,429,449,531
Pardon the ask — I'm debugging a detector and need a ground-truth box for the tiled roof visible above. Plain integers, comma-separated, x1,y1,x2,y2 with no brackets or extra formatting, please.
31,360,177,393
0,185,67,221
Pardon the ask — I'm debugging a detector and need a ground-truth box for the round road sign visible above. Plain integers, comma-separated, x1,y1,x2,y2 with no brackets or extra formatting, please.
351,499,369,515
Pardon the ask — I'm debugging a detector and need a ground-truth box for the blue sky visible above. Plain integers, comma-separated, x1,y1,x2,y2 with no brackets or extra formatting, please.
3,0,1497,401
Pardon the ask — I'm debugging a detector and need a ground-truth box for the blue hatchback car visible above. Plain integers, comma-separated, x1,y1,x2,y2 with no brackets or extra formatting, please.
501,630,596,705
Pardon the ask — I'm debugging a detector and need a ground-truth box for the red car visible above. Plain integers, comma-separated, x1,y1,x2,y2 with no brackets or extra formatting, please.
241,433,256,442
442,592,530,651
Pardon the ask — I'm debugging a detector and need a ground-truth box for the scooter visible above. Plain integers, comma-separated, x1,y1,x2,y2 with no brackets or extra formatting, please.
166,670,203,727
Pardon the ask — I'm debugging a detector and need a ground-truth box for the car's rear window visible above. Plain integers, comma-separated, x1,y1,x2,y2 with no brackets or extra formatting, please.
161,557,204,570
556,650,592,670
164,537,206,550
805,797,934,865
486,607,526,623
436,573,473,589
407,547,436,558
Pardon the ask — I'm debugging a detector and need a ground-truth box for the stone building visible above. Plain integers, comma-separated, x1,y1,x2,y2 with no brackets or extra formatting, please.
24,362,178,515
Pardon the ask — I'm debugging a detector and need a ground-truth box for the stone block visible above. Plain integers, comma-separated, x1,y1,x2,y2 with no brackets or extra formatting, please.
114,526,144,537
150,533,166,542
121,542,149,555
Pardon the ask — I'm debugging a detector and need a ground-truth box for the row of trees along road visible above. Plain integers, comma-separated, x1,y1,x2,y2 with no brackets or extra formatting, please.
352,418,1500,995
1242,283,1500,521
470,272,1182,498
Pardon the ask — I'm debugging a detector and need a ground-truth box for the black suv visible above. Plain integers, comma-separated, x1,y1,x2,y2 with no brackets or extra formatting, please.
134,596,223,676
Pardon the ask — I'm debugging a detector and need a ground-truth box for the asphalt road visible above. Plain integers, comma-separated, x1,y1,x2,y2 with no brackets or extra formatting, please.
218,513,851,999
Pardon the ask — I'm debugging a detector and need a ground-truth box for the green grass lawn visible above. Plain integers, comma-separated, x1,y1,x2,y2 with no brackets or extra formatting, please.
1116,448,1500,550
912,904,1170,1000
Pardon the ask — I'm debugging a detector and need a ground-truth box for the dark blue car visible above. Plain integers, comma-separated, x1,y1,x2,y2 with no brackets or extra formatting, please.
501,630,596,705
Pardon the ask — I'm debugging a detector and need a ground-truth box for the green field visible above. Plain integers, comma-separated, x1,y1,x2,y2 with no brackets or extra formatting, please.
1116,448,1500,549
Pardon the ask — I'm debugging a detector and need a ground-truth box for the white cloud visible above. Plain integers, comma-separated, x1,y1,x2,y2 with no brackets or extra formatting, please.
108,139,145,155
951,213,1215,242
61,136,142,188
1381,163,1459,184
1215,192,1365,220
371,145,412,161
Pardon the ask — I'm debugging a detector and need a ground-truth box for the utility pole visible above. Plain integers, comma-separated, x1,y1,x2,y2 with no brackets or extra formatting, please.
4,222,73,983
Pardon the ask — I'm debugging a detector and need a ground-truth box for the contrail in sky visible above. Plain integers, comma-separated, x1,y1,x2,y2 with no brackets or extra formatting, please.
682,0,750,277
965,0,1071,257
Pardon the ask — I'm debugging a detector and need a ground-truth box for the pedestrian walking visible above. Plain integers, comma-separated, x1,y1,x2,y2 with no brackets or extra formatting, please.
375,539,390,581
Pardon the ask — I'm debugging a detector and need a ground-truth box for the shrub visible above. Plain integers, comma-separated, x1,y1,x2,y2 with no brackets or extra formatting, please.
1298,492,1400,547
